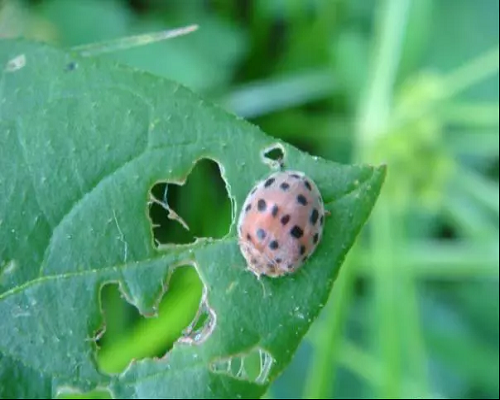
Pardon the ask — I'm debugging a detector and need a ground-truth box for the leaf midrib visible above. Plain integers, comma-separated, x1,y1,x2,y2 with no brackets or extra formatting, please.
2,164,379,302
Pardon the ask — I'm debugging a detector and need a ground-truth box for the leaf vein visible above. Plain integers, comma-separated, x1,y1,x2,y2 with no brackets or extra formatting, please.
14,122,54,229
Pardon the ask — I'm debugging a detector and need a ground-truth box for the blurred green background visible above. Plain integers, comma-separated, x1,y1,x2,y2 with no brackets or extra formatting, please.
1,0,498,398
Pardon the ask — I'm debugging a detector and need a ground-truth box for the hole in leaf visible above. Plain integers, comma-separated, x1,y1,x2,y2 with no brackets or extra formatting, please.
148,158,231,246
210,347,275,385
178,285,216,346
65,61,77,72
261,144,285,169
96,265,206,375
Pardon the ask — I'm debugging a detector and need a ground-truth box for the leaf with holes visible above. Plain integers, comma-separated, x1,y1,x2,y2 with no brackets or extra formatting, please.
0,38,386,399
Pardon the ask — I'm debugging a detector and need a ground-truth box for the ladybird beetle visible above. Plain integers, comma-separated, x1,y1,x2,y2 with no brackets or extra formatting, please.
237,170,325,278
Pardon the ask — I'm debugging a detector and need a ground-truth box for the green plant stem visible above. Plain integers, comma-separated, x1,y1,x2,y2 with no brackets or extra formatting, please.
365,189,431,400
354,0,412,396
356,0,411,153
302,253,357,399
399,252,429,398
370,195,402,398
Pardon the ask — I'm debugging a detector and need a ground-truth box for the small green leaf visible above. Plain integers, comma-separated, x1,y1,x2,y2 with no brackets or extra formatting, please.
0,38,385,399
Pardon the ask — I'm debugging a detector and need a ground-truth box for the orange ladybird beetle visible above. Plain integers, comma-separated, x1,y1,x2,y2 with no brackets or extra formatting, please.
237,170,325,278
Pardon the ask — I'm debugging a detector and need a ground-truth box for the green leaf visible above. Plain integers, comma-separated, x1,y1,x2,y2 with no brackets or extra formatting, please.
0,38,386,399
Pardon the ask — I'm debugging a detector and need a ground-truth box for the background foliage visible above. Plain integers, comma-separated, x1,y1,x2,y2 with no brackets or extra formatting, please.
1,0,498,399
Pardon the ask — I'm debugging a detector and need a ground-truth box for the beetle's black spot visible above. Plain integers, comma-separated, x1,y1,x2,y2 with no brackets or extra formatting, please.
290,173,301,179
320,215,324,226
269,240,279,250
275,258,282,264
271,204,278,217
246,233,252,242
280,182,290,191
257,199,267,212
287,263,294,270
310,208,319,225
290,225,303,239
313,233,319,244
264,178,275,188
281,215,290,225
300,245,306,255
257,228,266,240
297,194,307,206
245,203,251,212
304,180,312,191
251,258,257,264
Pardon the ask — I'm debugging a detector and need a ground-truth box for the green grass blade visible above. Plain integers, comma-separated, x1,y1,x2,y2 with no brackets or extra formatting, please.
71,25,199,57
441,46,499,100
357,240,499,279
453,165,499,215
302,253,358,399
220,69,337,119
442,102,499,127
